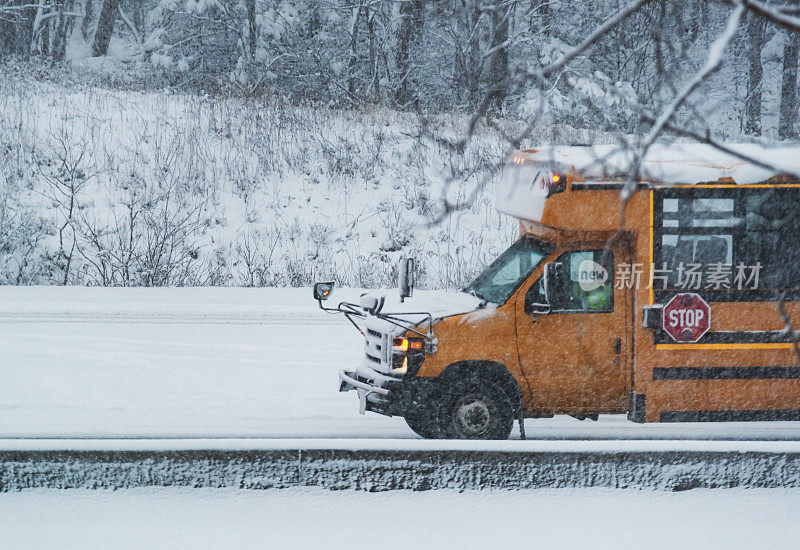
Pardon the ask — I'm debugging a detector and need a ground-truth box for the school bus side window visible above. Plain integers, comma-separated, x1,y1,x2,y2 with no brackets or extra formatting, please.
743,190,800,289
656,189,800,296
525,250,614,314
659,195,735,289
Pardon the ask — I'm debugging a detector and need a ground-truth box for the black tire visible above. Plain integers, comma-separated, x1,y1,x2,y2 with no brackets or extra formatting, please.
436,376,515,440
404,404,441,439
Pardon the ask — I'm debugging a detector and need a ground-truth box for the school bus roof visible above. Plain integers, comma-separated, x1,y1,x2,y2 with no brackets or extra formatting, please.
515,143,800,185
496,142,800,229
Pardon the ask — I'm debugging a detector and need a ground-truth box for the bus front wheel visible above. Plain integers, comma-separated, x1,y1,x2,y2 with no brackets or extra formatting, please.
436,376,514,440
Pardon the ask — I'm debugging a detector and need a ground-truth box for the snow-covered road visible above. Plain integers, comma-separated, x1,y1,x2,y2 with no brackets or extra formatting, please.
3,286,800,442
2,487,799,549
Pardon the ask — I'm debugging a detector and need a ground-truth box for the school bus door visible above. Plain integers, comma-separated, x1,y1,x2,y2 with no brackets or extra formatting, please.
515,245,631,412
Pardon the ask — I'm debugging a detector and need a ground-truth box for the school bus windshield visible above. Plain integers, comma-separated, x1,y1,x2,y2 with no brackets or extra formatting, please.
463,237,555,305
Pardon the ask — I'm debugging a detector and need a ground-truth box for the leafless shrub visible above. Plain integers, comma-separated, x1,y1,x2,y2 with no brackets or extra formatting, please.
233,226,280,287
0,66,516,289
377,200,414,253
36,126,99,284
0,185,52,284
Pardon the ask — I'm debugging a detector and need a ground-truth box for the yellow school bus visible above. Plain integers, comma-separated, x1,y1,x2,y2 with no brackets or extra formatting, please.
319,143,800,439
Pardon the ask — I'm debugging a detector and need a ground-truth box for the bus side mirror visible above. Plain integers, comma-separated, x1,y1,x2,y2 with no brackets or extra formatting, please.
524,264,553,315
543,262,553,302
543,261,565,310
399,257,414,302
314,281,335,301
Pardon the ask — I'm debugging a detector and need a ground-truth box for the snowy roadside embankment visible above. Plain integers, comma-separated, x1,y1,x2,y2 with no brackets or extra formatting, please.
0,73,516,289
3,444,800,492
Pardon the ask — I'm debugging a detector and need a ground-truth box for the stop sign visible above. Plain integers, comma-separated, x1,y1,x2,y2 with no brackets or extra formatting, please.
662,293,711,343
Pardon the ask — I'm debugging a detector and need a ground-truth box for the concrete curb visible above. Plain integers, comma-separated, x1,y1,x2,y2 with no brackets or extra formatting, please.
3,449,800,491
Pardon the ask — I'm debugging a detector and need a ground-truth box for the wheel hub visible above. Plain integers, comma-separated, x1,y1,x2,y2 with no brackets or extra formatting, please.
455,396,491,436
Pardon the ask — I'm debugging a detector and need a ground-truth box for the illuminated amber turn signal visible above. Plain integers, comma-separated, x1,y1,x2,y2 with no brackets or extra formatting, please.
394,337,423,352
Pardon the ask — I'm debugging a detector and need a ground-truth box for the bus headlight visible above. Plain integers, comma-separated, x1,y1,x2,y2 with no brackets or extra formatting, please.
391,337,425,377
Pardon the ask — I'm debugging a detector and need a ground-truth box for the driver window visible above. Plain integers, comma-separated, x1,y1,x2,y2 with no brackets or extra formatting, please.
526,250,614,314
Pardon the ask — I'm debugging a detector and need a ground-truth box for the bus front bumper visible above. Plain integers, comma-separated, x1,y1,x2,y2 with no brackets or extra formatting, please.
338,361,405,416
338,359,443,418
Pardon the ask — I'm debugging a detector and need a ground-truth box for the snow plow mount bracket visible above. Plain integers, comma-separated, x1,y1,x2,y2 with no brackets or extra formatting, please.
316,299,437,350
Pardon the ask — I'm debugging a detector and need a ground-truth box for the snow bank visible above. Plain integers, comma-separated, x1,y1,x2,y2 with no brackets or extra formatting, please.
3,445,800,492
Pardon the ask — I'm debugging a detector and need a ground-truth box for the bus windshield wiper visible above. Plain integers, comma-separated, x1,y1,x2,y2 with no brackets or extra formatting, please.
463,288,489,307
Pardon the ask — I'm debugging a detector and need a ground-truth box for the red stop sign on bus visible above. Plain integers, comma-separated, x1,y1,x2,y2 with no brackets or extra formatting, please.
662,293,711,343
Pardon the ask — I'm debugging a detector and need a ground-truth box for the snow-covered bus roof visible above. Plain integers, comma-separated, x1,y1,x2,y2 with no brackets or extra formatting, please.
513,143,800,185
495,142,800,224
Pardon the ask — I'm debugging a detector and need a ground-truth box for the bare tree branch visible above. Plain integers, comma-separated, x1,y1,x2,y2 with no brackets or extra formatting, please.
640,2,745,152
730,0,800,31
